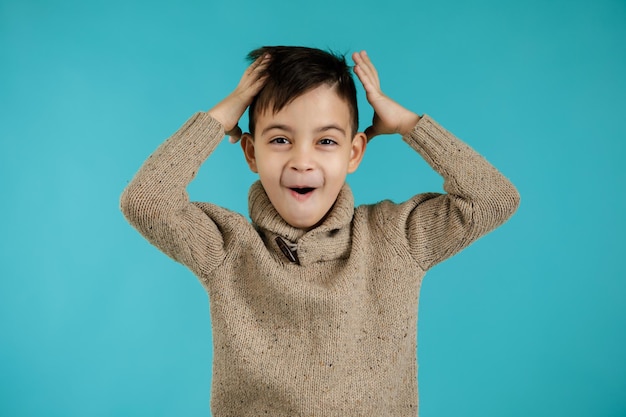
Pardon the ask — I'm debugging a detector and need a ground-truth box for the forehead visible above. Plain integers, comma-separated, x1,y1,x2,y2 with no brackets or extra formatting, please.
255,85,353,132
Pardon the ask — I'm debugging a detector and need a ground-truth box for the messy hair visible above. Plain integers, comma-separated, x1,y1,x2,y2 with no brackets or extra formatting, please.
247,46,359,136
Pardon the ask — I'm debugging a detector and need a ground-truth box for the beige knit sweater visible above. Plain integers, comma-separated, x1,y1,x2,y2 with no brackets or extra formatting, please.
120,112,519,416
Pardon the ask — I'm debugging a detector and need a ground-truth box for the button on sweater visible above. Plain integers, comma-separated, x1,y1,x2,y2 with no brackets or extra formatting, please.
120,112,520,416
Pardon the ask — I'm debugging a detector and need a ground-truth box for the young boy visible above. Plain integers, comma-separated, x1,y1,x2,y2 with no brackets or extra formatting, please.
121,46,519,416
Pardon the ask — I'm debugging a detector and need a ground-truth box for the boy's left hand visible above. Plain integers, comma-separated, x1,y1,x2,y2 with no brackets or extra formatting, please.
352,51,421,141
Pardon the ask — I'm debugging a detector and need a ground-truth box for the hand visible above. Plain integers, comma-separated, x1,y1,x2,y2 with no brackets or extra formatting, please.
208,54,270,143
352,51,421,141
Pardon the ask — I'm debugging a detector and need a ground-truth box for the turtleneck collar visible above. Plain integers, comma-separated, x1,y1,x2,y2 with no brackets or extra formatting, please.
248,181,354,266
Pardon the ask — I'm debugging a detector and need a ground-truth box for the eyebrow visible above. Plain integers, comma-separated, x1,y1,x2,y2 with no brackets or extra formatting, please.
261,124,293,136
316,124,346,135
261,123,346,136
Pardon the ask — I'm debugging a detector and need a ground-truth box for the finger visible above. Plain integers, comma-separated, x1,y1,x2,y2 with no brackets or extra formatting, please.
227,125,243,143
352,51,370,79
248,73,270,99
353,54,381,94
353,64,379,97
359,51,379,85
240,54,271,88
251,72,269,89
353,56,373,85
239,63,270,97
252,54,271,76
353,51,377,85
247,53,271,73
364,125,377,142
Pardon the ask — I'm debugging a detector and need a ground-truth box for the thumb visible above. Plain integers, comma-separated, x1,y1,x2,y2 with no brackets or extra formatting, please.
364,125,377,142
227,125,243,144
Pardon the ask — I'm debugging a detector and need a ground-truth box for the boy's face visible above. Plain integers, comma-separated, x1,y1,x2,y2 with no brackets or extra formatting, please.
241,84,367,230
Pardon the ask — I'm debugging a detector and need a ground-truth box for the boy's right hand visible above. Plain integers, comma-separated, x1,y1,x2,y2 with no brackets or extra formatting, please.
208,54,270,143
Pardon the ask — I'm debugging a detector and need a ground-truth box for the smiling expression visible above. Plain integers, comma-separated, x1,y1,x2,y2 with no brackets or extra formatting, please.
241,84,367,230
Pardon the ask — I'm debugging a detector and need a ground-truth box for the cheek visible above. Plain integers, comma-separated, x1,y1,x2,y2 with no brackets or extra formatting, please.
256,158,284,185
326,154,351,176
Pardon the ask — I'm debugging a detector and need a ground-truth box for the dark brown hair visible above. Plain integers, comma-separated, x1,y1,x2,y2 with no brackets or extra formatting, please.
247,46,359,135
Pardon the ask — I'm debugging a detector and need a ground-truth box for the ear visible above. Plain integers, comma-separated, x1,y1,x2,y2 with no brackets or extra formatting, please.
347,132,367,173
240,133,258,173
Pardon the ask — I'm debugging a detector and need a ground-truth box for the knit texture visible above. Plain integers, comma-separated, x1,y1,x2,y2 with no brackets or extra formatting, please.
120,113,520,416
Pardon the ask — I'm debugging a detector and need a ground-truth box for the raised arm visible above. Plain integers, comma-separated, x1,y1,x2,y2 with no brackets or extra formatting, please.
401,116,520,269
120,55,270,274
353,51,520,270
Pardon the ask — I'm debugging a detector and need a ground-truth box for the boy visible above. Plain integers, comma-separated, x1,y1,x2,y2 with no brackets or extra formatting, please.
121,46,519,416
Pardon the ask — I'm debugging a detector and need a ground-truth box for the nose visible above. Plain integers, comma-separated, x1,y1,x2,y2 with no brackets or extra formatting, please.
288,143,315,172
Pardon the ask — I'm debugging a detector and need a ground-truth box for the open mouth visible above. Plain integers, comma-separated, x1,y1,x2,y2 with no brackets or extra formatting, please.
290,187,315,195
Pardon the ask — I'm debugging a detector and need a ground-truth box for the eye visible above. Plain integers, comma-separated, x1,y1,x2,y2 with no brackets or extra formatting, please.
319,138,337,146
270,137,290,145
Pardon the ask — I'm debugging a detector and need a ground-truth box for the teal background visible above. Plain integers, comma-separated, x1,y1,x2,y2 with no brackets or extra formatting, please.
1,0,625,415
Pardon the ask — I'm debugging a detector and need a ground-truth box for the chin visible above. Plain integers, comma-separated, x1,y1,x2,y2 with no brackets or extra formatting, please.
282,214,321,230
288,220,316,230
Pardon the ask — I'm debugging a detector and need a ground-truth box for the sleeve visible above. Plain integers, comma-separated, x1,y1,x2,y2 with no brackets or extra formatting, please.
402,114,520,270
119,112,228,275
